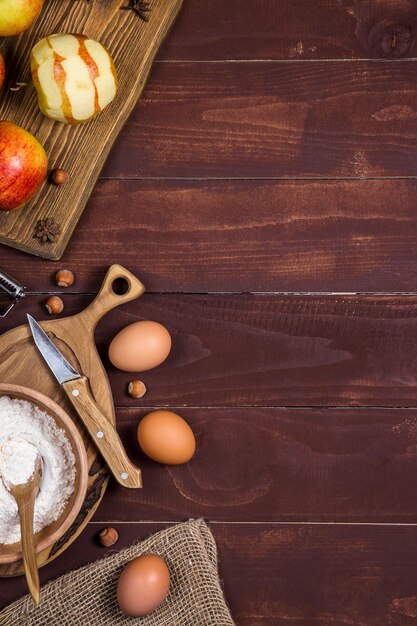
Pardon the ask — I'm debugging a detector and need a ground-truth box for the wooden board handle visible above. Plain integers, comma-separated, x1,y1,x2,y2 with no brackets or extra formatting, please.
79,265,145,332
63,376,142,489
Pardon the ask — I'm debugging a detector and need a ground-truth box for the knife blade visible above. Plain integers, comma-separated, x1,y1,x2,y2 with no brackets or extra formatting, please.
27,315,142,489
27,315,81,384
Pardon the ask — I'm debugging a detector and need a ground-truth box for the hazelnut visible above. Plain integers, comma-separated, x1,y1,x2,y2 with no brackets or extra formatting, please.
98,527,118,547
51,168,69,186
45,296,64,315
55,269,74,288
128,381,147,399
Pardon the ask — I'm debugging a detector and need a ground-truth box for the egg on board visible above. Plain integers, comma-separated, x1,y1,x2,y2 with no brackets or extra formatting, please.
109,320,171,372
117,554,170,617
137,410,196,465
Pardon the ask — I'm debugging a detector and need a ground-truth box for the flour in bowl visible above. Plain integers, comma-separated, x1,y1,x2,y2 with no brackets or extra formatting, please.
0,396,76,545
0,439,39,487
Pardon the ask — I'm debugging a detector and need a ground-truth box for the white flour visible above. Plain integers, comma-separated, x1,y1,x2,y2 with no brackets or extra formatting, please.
0,439,38,486
0,396,76,545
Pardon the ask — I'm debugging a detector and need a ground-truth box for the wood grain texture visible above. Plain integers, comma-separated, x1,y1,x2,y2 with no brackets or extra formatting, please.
80,178,417,293
94,407,417,523
101,59,417,179
3,521,417,626
3,293,417,408
64,376,143,489
1,178,416,294
157,0,417,60
0,0,183,259
209,523,417,626
95,294,417,408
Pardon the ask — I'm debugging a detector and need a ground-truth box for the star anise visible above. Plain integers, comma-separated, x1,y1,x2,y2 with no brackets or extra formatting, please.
35,218,61,243
122,0,150,22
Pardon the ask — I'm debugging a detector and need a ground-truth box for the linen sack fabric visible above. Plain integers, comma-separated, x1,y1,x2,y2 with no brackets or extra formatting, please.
0,519,235,626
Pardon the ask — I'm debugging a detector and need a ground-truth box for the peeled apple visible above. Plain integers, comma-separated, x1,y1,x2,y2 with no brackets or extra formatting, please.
30,33,118,124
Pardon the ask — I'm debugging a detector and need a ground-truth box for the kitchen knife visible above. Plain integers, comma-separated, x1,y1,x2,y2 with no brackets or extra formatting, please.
27,314,142,489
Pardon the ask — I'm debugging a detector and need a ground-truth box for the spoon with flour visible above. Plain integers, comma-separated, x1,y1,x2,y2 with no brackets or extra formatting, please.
0,439,42,605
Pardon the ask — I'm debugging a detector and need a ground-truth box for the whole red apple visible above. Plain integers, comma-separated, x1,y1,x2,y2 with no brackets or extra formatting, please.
0,53,4,90
0,122,48,211
0,0,44,37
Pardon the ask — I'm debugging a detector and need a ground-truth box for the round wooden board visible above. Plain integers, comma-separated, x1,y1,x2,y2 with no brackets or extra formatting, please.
0,265,145,577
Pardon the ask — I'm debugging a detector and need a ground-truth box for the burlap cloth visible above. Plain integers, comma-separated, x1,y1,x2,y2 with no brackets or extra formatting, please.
0,519,235,626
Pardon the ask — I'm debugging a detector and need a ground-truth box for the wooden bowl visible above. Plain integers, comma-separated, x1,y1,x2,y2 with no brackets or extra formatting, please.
0,383,88,565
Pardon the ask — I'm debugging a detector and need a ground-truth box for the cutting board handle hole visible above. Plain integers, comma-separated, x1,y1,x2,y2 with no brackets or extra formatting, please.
111,277,130,296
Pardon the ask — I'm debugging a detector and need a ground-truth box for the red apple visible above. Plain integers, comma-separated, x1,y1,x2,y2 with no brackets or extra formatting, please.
0,53,4,90
0,122,48,211
0,0,44,37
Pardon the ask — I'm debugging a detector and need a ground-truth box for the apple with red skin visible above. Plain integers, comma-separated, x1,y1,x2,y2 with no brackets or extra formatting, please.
0,53,4,90
0,122,48,211
0,0,44,37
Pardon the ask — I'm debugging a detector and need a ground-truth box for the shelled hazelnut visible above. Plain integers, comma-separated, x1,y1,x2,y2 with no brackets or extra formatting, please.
98,527,119,547
128,381,147,399
51,168,69,186
45,295,64,315
55,269,74,288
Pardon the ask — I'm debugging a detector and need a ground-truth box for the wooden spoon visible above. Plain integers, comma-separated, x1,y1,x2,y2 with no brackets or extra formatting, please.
5,456,42,605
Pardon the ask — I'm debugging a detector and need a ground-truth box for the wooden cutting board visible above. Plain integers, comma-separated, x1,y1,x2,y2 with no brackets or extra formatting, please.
0,0,183,260
0,264,145,577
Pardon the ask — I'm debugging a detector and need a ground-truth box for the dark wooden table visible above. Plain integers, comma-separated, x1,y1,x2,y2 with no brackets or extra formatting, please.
2,1,417,623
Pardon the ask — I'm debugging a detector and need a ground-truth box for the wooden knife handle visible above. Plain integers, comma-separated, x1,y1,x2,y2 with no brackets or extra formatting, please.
63,377,142,489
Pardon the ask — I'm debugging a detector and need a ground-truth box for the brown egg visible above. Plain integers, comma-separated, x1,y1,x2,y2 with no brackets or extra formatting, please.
117,554,170,617
109,320,171,372
137,410,196,465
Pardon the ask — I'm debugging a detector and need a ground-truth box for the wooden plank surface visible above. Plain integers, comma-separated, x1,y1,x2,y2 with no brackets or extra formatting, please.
96,294,417,408
97,407,417,523
3,293,417,408
3,522,417,626
157,0,417,61
0,0,183,259
2,178,417,294
100,60,417,179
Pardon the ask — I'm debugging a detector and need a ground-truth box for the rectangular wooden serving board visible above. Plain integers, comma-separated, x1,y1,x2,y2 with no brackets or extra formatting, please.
0,0,183,260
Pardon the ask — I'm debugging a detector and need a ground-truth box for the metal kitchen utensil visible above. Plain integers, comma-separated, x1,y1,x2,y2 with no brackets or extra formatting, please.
0,269,25,317
27,314,142,490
